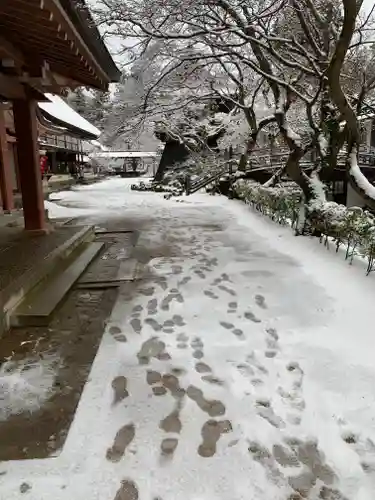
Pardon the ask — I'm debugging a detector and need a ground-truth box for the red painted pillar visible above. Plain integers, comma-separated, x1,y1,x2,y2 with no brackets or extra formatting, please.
13,98,46,232
0,107,14,212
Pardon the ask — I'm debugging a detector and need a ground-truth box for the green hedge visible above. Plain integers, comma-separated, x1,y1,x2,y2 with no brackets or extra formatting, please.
233,179,375,275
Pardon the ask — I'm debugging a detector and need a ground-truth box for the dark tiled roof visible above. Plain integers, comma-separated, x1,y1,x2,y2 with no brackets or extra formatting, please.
60,0,121,82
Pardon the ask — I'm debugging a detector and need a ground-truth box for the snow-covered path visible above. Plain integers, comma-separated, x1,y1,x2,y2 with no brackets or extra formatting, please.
3,178,375,500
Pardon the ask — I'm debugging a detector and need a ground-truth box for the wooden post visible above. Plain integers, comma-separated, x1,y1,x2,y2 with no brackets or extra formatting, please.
228,145,233,175
0,106,14,212
185,174,191,195
51,151,57,174
13,98,46,232
78,140,83,177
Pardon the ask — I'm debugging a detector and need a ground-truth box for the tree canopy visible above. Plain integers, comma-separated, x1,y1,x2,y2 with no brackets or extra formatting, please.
84,0,375,206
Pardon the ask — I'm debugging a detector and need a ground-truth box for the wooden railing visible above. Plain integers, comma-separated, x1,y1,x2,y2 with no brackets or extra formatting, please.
184,150,375,195
359,152,375,166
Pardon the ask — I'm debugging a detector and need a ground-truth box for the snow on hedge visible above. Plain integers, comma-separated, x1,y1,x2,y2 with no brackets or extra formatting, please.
234,178,375,274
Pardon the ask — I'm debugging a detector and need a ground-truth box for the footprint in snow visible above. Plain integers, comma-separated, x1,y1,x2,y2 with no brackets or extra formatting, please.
249,438,339,497
195,362,212,373
111,376,129,404
106,424,135,463
340,423,375,475
255,398,286,429
109,325,127,343
178,276,191,286
160,438,179,460
246,352,269,375
144,318,162,332
192,349,204,359
113,479,139,500
190,337,204,349
147,298,158,315
137,337,171,364
283,438,338,497
186,385,225,417
255,294,268,309
198,419,232,457
194,269,206,279
146,370,167,396
130,318,142,334
132,305,143,314
160,289,184,310
139,287,155,297
176,332,189,350
218,284,237,297
219,321,245,339
277,361,305,425
162,373,185,399
159,382,185,462
227,301,238,314
264,327,279,358
171,265,183,275
220,321,234,330
248,441,283,484
244,311,261,323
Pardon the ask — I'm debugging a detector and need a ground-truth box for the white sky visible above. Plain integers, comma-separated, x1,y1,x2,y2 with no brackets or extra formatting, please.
87,0,375,81
90,0,375,64
362,0,374,13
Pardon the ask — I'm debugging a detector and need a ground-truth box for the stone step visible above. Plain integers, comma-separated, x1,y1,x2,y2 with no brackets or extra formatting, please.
11,241,104,327
76,258,143,289
2,225,94,316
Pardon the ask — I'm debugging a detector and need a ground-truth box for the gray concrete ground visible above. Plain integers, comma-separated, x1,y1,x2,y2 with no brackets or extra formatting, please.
0,226,136,460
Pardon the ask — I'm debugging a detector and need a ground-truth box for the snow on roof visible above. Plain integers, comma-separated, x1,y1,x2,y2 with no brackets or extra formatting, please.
92,151,158,158
91,139,109,150
39,94,101,137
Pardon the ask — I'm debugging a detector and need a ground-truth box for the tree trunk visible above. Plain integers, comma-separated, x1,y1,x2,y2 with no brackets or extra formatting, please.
154,141,189,182
327,0,375,208
239,133,258,170
284,149,311,199
274,111,312,199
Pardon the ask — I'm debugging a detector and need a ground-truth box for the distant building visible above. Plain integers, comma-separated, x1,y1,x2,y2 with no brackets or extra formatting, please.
91,151,161,177
3,94,101,190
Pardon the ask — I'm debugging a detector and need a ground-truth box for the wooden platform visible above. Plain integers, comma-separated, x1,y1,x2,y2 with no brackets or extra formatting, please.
0,224,95,335
11,242,104,326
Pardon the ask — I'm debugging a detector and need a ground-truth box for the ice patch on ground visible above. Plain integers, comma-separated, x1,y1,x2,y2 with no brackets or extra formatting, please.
0,354,59,421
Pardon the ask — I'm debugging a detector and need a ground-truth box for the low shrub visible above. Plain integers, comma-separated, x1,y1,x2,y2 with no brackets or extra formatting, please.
233,179,375,275
131,180,184,197
234,179,302,226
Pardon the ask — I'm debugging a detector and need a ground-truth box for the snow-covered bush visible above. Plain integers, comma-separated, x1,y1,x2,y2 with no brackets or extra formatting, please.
131,180,184,197
234,179,302,227
233,179,375,275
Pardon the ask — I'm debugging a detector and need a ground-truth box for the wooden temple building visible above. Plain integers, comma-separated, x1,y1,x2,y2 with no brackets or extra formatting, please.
0,0,120,232
3,93,102,194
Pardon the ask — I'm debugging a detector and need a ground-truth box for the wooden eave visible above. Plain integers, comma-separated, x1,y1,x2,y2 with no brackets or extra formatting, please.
0,0,120,93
